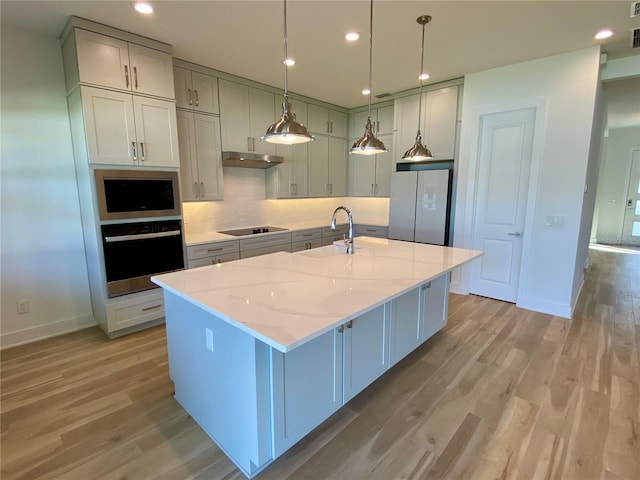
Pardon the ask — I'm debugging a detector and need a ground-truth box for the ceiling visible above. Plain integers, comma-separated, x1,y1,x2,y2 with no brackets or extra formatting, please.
1,1,639,109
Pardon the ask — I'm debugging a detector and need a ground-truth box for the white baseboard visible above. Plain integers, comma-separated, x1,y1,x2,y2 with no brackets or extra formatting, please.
516,296,572,319
1,314,97,350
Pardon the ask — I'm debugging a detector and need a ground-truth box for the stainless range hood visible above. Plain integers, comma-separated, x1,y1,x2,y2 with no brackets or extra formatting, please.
222,151,284,169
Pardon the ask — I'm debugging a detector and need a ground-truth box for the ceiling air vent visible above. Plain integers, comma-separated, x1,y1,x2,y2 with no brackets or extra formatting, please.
631,1,640,17
633,27,640,49
375,92,392,99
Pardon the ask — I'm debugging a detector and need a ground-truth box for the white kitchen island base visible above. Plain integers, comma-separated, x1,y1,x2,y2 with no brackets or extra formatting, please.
154,237,482,477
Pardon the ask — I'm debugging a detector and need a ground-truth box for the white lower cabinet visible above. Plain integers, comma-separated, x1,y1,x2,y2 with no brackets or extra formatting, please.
105,289,164,333
422,272,450,341
239,233,292,259
186,240,239,268
390,287,422,366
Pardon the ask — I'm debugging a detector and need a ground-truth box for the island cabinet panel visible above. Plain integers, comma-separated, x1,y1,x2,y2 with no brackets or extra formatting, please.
343,304,390,402
164,292,273,477
422,272,450,341
271,328,344,457
389,287,422,366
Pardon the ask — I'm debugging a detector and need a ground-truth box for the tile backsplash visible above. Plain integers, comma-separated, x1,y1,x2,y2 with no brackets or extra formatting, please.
182,167,390,234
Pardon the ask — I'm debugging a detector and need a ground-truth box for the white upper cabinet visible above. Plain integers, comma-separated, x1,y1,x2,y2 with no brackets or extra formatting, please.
350,104,394,139
393,85,460,162
218,80,276,156
81,86,179,167
308,136,348,197
71,29,175,99
307,105,348,138
348,133,393,197
177,111,224,201
174,66,219,114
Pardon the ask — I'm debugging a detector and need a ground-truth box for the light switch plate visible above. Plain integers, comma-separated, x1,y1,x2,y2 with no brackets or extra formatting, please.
546,216,564,227
205,328,214,352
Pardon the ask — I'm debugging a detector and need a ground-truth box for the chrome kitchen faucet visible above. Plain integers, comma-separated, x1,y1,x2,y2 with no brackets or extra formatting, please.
331,206,354,254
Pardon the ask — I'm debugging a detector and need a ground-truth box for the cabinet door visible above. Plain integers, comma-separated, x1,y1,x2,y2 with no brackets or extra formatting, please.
271,328,343,456
390,287,422,366
422,273,450,341
248,88,276,156
194,114,223,201
376,105,395,135
191,72,219,114
173,66,193,110
374,133,393,197
329,110,348,138
218,80,251,151
275,143,308,198
308,135,329,197
348,154,376,196
343,305,389,402
128,43,175,99
394,95,420,163
81,87,137,166
132,96,180,168
351,110,372,142
307,104,329,134
423,86,458,160
176,111,199,201
75,29,130,91
328,138,348,196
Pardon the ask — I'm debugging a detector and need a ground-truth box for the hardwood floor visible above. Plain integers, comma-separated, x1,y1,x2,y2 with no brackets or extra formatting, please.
2,246,638,479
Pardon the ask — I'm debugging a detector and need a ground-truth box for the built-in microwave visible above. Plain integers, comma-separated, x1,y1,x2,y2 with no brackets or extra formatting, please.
95,169,181,221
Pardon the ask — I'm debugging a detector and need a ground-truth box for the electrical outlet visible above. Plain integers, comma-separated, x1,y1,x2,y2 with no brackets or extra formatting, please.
17,299,30,314
205,328,214,352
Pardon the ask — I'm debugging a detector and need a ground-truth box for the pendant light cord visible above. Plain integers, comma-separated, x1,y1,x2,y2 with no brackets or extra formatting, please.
283,0,289,98
417,18,426,134
367,0,373,120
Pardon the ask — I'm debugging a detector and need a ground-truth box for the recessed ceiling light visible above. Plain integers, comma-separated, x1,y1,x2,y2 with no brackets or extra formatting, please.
283,58,295,66
345,32,360,41
362,88,371,95
134,2,153,14
595,29,614,40
419,73,430,80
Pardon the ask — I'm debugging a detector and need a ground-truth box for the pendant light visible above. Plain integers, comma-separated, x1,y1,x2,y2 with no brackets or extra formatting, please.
262,0,314,145
350,0,387,155
402,15,433,161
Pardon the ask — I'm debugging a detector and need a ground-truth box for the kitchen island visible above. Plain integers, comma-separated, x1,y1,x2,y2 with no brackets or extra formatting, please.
152,237,482,478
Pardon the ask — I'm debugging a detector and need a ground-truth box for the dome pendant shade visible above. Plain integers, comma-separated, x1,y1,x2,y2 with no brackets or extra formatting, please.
262,97,314,144
350,117,387,155
402,131,433,160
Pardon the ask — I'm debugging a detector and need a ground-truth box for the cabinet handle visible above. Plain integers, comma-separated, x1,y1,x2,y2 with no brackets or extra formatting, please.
193,182,199,197
302,233,313,237
326,120,330,133
374,184,378,195
139,142,145,162
377,120,380,133
330,121,333,133
371,184,374,194
330,184,333,195
248,137,252,151
252,138,256,151
124,65,130,88
131,141,137,161
133,66,138,89
338,325,345,333
141,304,162,312
194,89,199,107
207,247,223,252
347,320,353,329
366,229,376,232
188,88,193,105
507,232,522,237
200,182,205,198
290,183,295,196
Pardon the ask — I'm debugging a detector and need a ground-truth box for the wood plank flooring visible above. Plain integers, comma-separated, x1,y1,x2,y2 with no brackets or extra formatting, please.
2,246,638,479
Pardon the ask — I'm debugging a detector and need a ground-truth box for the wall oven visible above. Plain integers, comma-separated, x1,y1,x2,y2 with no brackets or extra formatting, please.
102,219,184,297
95,169,181,221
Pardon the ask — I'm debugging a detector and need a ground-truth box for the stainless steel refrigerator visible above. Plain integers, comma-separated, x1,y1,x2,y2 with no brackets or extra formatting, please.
388,169,453,246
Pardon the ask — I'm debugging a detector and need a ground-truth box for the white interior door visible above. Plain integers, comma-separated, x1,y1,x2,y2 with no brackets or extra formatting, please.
470,108,535,302
621,148,640,245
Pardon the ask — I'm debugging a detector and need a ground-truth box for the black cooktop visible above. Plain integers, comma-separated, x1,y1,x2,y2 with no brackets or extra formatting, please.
218,226,289,237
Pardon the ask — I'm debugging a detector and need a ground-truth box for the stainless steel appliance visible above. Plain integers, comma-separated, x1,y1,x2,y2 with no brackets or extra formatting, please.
388,167,453,246
102,220,184,297
218,226,288,236
95,169,181,221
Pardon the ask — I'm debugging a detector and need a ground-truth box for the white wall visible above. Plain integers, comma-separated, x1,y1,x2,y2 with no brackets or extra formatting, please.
1,24,94,348
452,47,601,318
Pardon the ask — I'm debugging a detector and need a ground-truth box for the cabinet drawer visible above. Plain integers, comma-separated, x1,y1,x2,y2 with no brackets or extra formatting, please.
355,225,389,238
187,251,240,268
240,243,291,259
291,238,322,253
187,240,239,260
239,232,291,252
106,290,164,332
321,224,349,237
291,229,321,243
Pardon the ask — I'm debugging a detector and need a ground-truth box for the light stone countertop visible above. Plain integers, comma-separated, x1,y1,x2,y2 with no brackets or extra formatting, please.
184,221,388,246
152,237,483,353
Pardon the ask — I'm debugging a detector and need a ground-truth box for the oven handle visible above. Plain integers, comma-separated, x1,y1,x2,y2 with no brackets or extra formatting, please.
104,230,182,243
